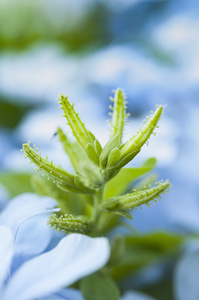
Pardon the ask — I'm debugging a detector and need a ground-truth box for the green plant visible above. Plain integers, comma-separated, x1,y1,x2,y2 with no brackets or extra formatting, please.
22,88,170,236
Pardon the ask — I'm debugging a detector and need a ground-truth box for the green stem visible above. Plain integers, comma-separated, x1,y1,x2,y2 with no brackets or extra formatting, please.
91,184,105,223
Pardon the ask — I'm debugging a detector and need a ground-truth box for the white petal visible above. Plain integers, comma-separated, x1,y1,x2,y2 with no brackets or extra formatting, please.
0,226,14,289
174,250,199,300
0,193,59,236
122,290,156,300
3,233,110,300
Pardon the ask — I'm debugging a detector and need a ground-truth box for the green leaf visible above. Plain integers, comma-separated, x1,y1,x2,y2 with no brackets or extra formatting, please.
104,158,157,199
134,173,158,191
111,232,183,281
108,236,125,266
141,278,174,300
0,172,34,197
0,97,34,128
32,175,91,217
108,209,133,220
80,272,120,300
142,157,157,168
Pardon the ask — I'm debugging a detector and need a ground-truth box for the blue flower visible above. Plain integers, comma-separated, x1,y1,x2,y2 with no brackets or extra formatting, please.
0,193,110,300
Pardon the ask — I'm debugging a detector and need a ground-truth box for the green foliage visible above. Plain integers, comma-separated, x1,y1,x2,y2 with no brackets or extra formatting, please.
0,1,109,53
22,88,170,236
110,232,183,281
80,272,120,300
108,236,125,266
0,96,34,128
0,172,33,197
104,158,157,199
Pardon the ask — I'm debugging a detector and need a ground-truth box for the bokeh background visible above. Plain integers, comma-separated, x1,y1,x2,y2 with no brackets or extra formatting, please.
0,0,199,298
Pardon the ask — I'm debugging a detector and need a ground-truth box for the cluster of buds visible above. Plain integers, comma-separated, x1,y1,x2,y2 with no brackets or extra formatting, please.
22,89,170,235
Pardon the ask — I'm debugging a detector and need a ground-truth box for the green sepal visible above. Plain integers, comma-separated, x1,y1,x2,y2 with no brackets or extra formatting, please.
48,214,92,234
106,148,121,169
85,143,99,165
110,149,140,171
58,93,94,150
57,127,81,171
102,180,170,211
74,166,105,191
110,88,128,142
94,139,102,156
99,134,121,168
22,142,75,187
121,105,163,159
88,130,97,141
75,161,106,192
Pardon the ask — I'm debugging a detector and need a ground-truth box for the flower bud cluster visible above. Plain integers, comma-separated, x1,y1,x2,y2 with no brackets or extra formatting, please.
22,89,170,235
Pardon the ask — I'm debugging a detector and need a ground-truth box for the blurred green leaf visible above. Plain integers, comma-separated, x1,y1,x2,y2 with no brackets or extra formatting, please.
80,272,120,300
0,97,34,128
32,175,91,217
108,236,125,266
141,279,174,300
110,209,133,220
0,172,34,197
0,1,109,53
105,158,157,199
141,158,157,168
110,232,182,281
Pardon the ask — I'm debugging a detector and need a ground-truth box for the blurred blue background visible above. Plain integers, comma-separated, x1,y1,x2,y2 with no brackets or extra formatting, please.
0,0,199,235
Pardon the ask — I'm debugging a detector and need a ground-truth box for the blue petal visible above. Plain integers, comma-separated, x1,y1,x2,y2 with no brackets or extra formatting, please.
0,193,59,237
14,214,52,256
0,226,13,289
40,288,84,300
122,290,156,300
11,215,53,273
174,250,199,300
3,233,110,300
0,184,9,211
